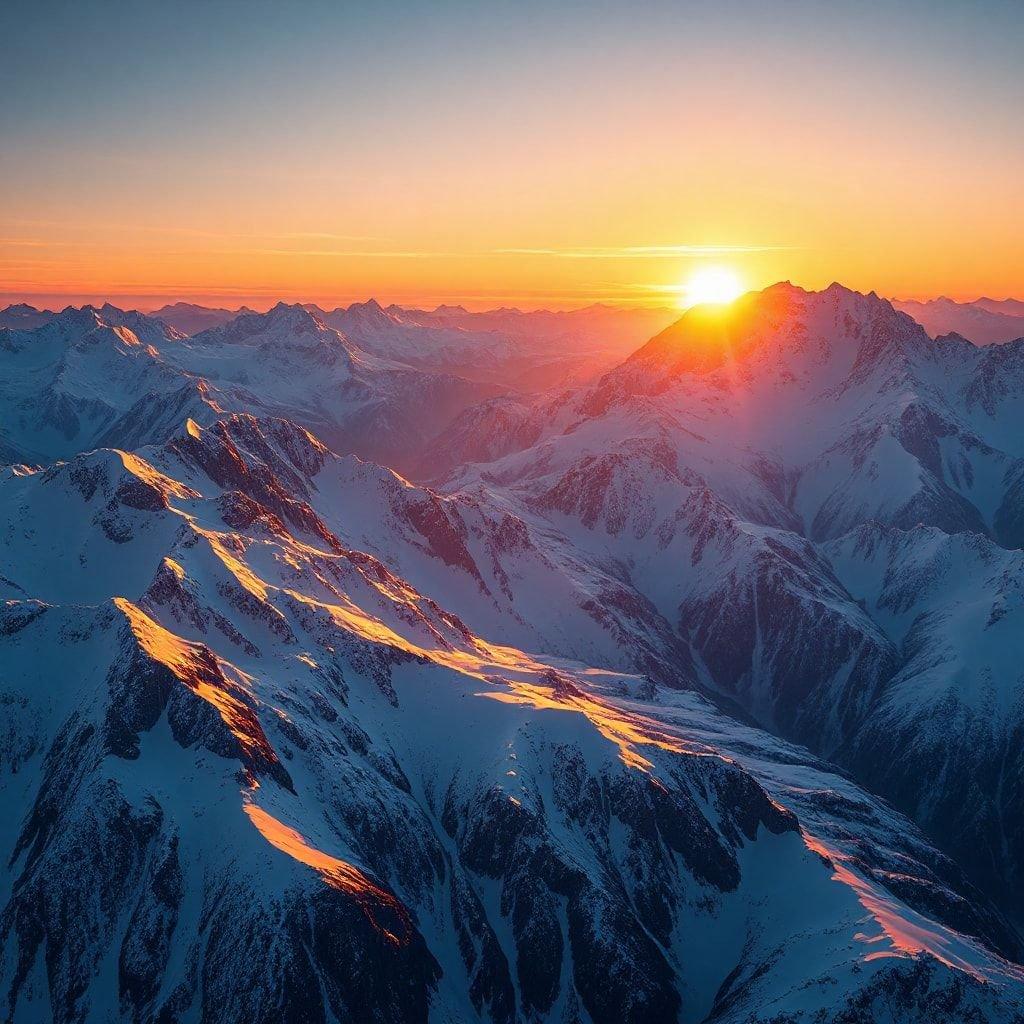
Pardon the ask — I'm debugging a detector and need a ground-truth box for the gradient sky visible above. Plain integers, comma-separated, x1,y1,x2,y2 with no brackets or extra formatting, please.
2,0,1021,310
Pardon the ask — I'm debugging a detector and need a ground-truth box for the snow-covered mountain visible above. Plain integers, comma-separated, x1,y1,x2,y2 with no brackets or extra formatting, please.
0,302,499,473
425,283,1024,916
823,524,1024,912
309,299,522,384
307,300,676,392
392,302,676,359
440,283,1024,543
158,302,504,470
4,282,1024,1021
0,298,680,474
0,304,217,464
54,298,676,392
894,296,1024,346
148,301,256,335
3,414,1024,1023
0,303,56,331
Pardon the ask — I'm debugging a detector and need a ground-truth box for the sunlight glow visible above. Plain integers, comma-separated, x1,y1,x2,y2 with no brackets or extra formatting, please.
679,267,744,308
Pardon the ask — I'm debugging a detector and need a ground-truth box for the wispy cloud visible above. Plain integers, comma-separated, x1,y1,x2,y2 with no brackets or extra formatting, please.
275,232,380,241
0,219,379,243
0,237,75,248
492,244,794,259
0,224,790,261
232,248,461,259
218,242,794,261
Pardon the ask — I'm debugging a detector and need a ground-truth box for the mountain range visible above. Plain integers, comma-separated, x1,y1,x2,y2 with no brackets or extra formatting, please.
2,284,1024,1023
892,297,1024,347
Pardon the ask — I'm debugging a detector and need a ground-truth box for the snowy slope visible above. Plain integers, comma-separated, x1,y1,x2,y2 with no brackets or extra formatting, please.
822,524,1024,910
441,284,1024,542
147,300,255,334
0,305,220,464
894,296,1024,346
0,302,500,474
168,303,504,472
0,303,56,331
315,300,677,391
4,280,1024,1020
2,415,1023,1022
425,282,1024,917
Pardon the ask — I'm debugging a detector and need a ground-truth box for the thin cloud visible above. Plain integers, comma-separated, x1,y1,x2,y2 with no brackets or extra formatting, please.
276,232,380,241
220,243,795,260
0,238,76,248
233,248,464,259
493,244,795,259
0,219,379,243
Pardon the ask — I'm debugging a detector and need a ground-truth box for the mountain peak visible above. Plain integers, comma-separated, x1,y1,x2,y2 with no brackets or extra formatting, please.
342,298,394,325
268,299,315,319
0,303,56,330
320,298,400,337
230,301,327,334
588,281,930,411
54,304,106,332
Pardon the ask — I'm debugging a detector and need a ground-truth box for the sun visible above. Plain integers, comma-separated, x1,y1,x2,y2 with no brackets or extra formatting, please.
679,267,744,309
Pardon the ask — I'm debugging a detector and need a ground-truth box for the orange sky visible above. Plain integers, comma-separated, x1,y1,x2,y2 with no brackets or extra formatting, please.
3,1,1022,311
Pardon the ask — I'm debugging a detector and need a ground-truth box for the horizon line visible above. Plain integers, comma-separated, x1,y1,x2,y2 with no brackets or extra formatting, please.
3,283,1022,317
